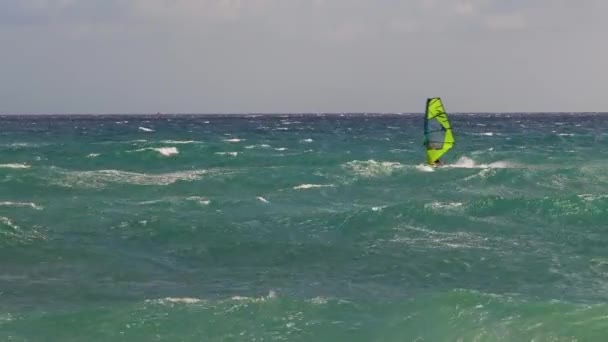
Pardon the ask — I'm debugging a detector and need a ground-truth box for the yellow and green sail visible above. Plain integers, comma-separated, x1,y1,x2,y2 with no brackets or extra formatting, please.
423,97,454,165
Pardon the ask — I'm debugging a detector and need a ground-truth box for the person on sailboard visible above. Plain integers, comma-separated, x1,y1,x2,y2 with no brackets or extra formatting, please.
429,159,442,167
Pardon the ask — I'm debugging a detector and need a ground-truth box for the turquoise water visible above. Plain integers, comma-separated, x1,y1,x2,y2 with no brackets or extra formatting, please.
1,113,608,341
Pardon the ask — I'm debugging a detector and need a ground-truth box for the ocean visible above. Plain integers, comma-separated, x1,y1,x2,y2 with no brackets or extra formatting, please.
1,113,607,341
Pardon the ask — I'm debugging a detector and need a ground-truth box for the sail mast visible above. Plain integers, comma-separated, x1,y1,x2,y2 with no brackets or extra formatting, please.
424,97,454,165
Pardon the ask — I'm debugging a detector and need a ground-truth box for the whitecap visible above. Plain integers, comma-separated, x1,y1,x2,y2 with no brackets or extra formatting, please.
55,169,210,188
0,216,20,230
138,126,155,132
0,313,14,323
130,147,179,157
4,142,38,148
231,290,277,303
300,138,314,143
343,160,404,177
153,147,179,157
257,196,269,203
293,184,335,190
245,144,271,149
424,201,464,211
578,194,608,201
415,164,435,172
308,297,329,305
186,196,211,205
463,168,495,181
391,225,489,250
446,156,517,169
160,140,199,144
215,152,238,157
223,138,243,143
147,297,203,305
86,153,100,158
0,163,30,169
0,202,43,210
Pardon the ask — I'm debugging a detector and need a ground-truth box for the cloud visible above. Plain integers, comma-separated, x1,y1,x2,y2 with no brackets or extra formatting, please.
0,1,594,35
482,13,526,30
0,1,607,113
0,0,130,27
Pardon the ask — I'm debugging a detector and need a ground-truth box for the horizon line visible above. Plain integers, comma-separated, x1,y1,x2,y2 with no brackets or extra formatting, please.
1,111,607,116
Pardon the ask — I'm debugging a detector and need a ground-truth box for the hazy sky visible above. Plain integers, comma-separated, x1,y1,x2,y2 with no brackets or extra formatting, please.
1,0,606,114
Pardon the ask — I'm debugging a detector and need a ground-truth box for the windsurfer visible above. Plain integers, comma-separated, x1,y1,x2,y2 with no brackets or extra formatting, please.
429,159,442,167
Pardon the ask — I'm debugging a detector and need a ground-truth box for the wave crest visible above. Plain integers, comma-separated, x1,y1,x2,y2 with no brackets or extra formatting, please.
343,160,404,177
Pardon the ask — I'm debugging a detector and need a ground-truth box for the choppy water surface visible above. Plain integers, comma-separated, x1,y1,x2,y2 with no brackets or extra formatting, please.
1,113,607,341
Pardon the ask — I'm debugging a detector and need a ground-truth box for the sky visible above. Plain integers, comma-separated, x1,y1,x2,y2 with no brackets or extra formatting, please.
0,0,607,114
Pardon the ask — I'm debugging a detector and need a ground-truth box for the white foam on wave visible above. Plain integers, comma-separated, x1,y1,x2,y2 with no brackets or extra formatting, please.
56,169,211,188
300,138,313,143
223,138,243,143
215,152,239,157
86,153,100,158
147,291,278,307
578,194,608,201
153,147,179,157
343,160,404,177
308,297,329,305
4,142,39,148
130,147,179,157
425,201,464,211
446,156,516,169
0,216,45,241
186,196,211,205
415,164,435,172
245,144,271,149
462,168,495,181
147,297,204,305
391,225,490,250
139,196,210,206
138,126,155,132
274,147,288,151
0,163,30,169
160,140,200,144
293,184,335,190
0,313,14,323
0,202,43,210
0,216,20,230
257,196,270,203
280,120,301,125
231,290,277,302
